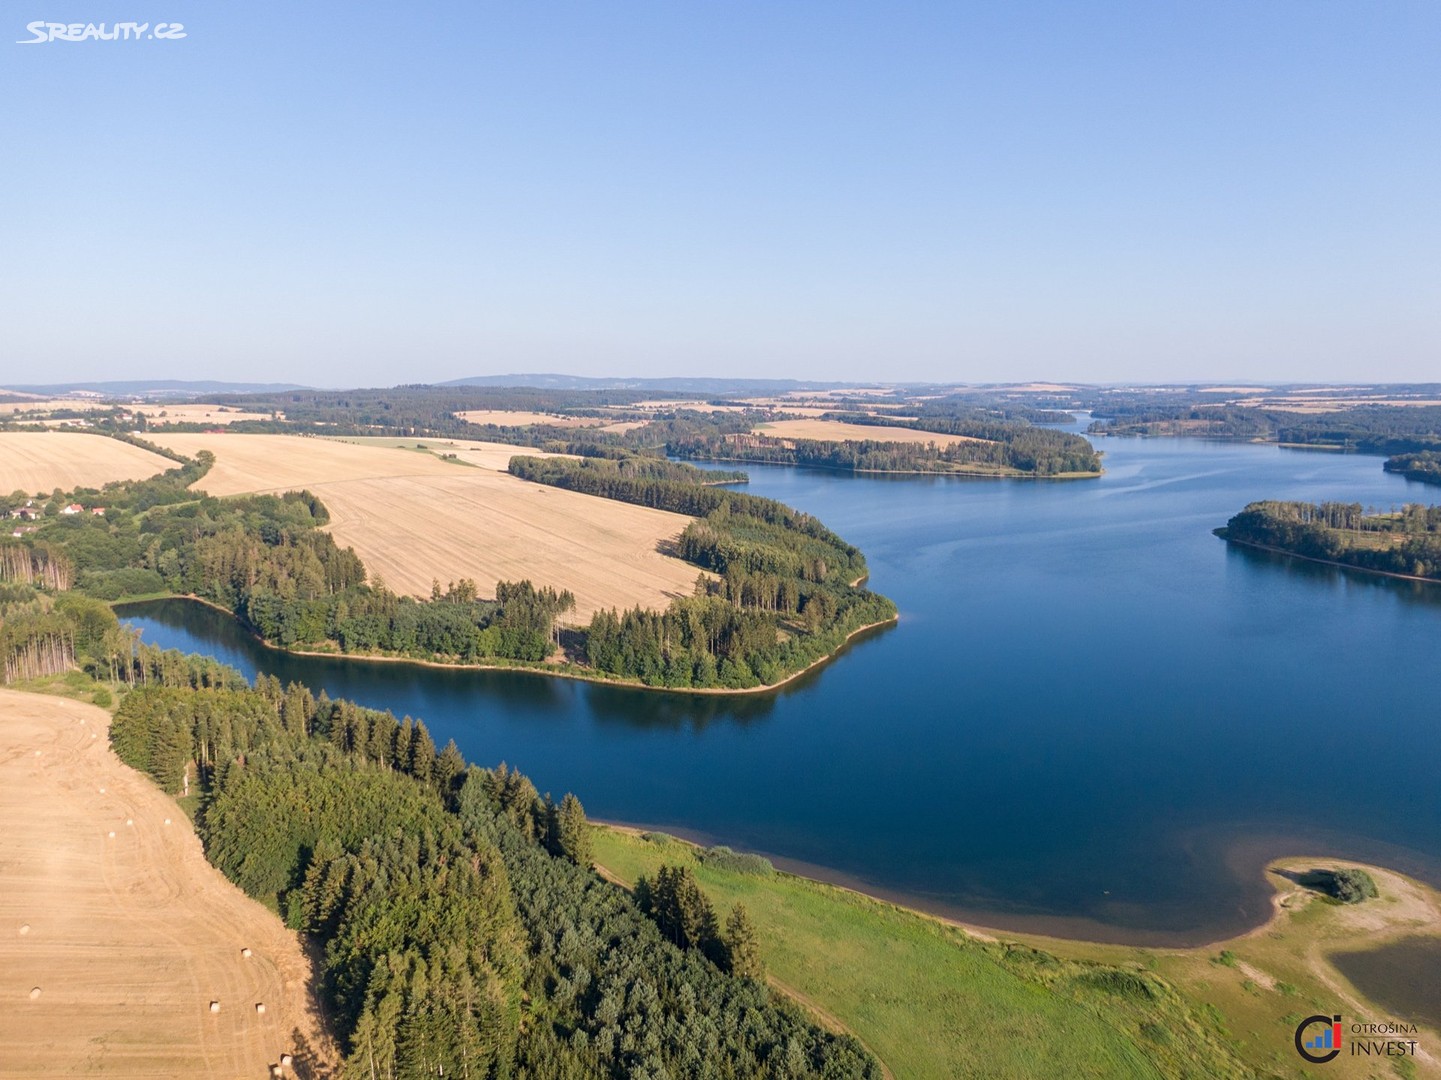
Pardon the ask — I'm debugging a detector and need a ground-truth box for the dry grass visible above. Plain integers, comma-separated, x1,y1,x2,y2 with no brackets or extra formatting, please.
127,404,277,426
0,689,336,1078
146,433,703,620
456,410,606,428
0,398,100,415
0,433,174,494
754,419,990,446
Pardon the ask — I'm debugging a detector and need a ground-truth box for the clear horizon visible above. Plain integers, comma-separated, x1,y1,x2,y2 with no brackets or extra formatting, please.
4,1,1438,386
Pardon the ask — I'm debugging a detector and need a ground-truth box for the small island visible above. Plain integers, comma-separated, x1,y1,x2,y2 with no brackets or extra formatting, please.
1216,499,1441,581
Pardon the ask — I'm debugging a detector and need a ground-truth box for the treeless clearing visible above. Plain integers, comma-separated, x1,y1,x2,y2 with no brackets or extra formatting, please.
457,410,606,428
0,398,100,414
146,433,703,620
127,403,277,425
0,689,335,1078
753,419,990,446
0,432,174,494
617,400,754,413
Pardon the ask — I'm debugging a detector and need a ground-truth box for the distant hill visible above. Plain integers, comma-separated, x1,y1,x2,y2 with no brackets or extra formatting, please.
437,373,870,394
0,380,309,398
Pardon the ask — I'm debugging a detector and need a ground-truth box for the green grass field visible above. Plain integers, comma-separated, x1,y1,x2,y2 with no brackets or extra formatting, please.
592,828,1253,1080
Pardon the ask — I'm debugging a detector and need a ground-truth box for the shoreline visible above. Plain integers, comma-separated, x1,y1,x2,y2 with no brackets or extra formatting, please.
1219,533,1441,586
593,818,1441,952
116,594,899,697
676,453,1101,480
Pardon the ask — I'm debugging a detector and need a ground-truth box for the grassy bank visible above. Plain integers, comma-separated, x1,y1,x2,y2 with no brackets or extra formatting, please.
592,828,1248,1080
596,827,1441,1080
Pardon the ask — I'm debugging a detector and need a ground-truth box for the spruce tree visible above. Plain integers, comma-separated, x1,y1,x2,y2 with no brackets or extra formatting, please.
555,792,591,868
724,904,764,980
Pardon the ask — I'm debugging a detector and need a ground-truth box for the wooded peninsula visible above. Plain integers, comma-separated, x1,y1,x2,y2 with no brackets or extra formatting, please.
1217,499,1441,581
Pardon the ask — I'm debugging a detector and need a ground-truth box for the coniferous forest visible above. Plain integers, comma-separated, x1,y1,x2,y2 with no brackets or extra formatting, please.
110,676,881,1079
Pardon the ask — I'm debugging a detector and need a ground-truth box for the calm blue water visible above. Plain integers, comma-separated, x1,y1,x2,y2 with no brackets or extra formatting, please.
120,427,1441,944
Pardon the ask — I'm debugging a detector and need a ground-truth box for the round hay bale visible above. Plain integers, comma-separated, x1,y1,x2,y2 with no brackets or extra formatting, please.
209,1000,221,1013
255,1002,266,1014
29,987,41,1000
164,818,172,826
241,947,252,958
18,924,30,936
107,831,115,839
280,1053,294,1067
125,819,133,827
98,787,105,794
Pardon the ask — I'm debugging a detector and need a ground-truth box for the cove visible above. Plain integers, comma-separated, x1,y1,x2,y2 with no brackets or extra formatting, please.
119,423,1441,945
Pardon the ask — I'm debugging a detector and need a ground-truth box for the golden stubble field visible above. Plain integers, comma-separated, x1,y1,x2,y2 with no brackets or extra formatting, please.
0,432,176,494
753,418,989,446
0,689,336,1078
147,433,703,621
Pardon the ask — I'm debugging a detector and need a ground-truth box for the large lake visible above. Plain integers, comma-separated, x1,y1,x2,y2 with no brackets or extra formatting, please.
120,424,1441,945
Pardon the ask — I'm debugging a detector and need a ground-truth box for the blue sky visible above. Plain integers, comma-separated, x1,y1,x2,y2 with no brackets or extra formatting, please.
3,1,1437,386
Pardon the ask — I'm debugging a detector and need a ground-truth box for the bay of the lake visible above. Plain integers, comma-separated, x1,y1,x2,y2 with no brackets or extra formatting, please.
120,423,1441,944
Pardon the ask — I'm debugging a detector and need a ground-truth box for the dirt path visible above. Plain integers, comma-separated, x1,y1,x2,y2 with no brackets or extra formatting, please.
0,689,337,1078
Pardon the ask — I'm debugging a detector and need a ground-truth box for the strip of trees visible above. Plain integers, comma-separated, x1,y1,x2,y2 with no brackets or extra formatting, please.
511,454,896,688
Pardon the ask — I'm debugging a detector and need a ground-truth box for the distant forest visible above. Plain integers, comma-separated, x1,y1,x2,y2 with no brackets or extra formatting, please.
109,670,880,1078
1218,499,1441,580
0,384,1100,479
1090,403,1441,456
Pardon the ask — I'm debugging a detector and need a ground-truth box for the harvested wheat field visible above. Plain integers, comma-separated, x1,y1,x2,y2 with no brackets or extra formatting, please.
456,409,605,428
0,398,100,415
147,433,703,620
754,419,990,446
0,432,173,494
128,403,277,426
0,688,335,1078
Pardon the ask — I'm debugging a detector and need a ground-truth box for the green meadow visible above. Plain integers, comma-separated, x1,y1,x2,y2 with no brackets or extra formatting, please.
592,828,1252,1080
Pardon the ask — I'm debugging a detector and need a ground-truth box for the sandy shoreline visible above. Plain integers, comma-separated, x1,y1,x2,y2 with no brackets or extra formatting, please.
593,819,1441,952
